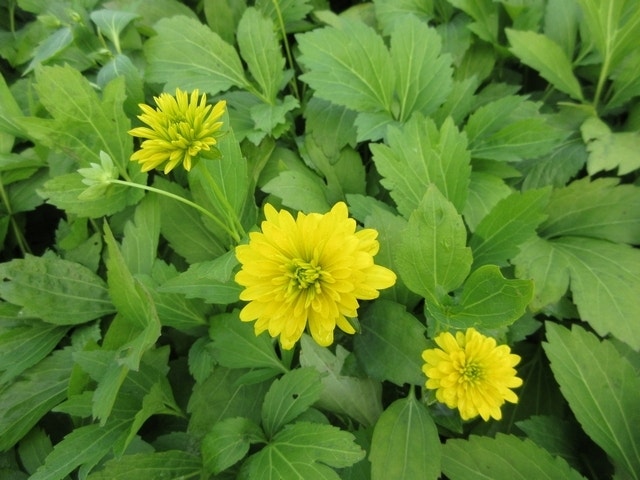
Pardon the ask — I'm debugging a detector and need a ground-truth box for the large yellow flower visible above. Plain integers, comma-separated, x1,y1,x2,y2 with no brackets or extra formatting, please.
128,88,226,174
422,328,522,421
234,202,397,350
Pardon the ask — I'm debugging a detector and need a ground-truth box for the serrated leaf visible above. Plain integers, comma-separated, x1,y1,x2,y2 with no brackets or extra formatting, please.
540,177,640,244
445,265,533,329
469,188,550,268
371,115,470,216
242,422,365,479
256,0,313,30
353,300,428,387
208,311,286,373
300,335,383,427
608,50,640,110
30,420,129,480
87,451,201,480
0,320,68,384
144,16,248,94
390,16,452,120
22,65,131,169
544,323,640,479
447,0,499,44
0,254,113,325
0,73,25,138
553,237,640,350
297,18,394,113
506,29,583,101
237,8,284,102
305,97,357,157
581,116,640,175
395,185,473,305
0,349,73,451
370,396,440,480
516,415,582,468
249,95,299,142
202,417,265,475
18,427,54,476
188,337,216,384
24,27,73,75
442,433,586,480
261,367,323,438
374,0,434,35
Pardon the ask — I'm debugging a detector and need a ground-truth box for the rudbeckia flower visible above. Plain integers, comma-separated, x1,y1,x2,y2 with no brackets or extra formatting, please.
128,88,226,174
422,328,523,421
235,202,397,350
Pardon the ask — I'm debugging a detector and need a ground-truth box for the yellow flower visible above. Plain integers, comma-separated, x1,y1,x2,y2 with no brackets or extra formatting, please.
128,88,226,174
422,328,522,421
234,202,397,350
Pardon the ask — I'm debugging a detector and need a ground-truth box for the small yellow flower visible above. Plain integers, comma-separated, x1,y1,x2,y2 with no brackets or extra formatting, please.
422,328,522,421
234,202,397,350
128,88,226,174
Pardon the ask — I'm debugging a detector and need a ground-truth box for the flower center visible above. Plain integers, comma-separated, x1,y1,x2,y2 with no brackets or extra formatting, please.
288,258,323,291
460,361,483,384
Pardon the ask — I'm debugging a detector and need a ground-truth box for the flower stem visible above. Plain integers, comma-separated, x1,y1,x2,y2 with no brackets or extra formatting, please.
108,179,240,242
272,0,301,102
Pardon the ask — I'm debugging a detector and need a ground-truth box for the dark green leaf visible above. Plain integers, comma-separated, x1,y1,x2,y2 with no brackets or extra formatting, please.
544,323,640,479
202,417,265,475
88,451,202,480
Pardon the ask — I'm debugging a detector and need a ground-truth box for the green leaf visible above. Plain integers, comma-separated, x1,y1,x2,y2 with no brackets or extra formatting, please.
0,254,113,325
576,0,640,73
390,16,452,121
237,8,284,102
30,420,129,480
160,251,242,304
465,95,565,162
395,185,473,305
513,236,570,310
208,311,286,373
304,98,357,158
581,116,640,175
544,323,640,479
444,265,533,329
543,0,580,59
144,16,248,94
121,193,160,276
353,300,429,387
373,0,434,35
371,115,471,216
256,0,313,30
188,367,271,437
462,172,512,232
248,95,299,143
39,172,144,219
506,29,583,101
0,73,26,138
242,422,365,479
23,65,131,168
18,427,54,476
87,451,202,480
469,188,550,268
261,367,323,438
540,177,640,244
553,237,640,350
608,50,640,110
297,18,394,113
0,320,68,384
154,177,226,262
202,417,265,475
24,27,73,74
300,335,384,427
441,433,586,480
447,0,499,44
262,169,331,213
516,415,582,468
369,396,440,480
89,9,139,48
0,349,73,451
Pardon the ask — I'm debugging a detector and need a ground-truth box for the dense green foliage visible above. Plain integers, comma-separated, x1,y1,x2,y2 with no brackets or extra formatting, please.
0,0,639,479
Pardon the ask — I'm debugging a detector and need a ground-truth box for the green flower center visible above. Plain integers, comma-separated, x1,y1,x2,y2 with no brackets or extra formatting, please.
460,362,483,383
290,259,323,289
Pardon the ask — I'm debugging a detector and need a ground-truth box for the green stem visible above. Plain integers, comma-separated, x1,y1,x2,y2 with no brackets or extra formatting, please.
0,175,30,256
272,0,301,102
593,53,611,111
197,163,246,241
109,179,240,242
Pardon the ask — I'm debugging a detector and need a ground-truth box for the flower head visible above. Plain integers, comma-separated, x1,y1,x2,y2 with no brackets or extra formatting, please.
128,88,226,174
422,328,522,421
234,202,397,350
